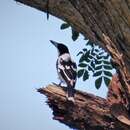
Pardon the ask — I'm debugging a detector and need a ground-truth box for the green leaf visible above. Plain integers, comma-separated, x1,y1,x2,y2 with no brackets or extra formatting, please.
79,54,85,62
72,28,79,41
83,70,89,81
83,48,87,52
86,41,94,47
95,49,99,52
77,51,83,56
88,66,94,72
81,51,90,63
95,77,102,89
103,60,110,65
96,55,103,60
99,52,104,55
90,61,95,69
84,51,90,59
88,55,93,59
104,77,111,86
103,65,113,70
95,60,102,64
103,54,109,59
90,49,96,56
104,71,112,77
95,65,102,70
93,71,102,77
78,63,87,67
84,37,88,40
77,69,84,78
84,58,90,63
60,23,70,30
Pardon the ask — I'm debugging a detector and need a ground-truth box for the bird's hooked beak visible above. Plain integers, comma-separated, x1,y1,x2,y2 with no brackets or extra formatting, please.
50,40,59,48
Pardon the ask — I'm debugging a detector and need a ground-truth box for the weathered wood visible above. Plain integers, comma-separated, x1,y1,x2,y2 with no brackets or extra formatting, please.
103,34,130,109
38,84,130,130
107,74,128,107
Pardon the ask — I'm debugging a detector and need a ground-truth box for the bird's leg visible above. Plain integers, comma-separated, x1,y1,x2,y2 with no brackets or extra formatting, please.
52,81,63,87
52,82,59,87
58,81,63,86
66,86,75,103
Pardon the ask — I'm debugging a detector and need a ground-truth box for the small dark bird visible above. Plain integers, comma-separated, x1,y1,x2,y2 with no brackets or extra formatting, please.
50,40,77,102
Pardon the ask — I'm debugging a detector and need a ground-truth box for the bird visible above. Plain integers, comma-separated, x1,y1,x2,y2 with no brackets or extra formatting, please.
50,40,77,103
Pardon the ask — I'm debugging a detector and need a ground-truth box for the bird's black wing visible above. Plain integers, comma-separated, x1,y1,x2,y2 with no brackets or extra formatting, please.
57,58,77,87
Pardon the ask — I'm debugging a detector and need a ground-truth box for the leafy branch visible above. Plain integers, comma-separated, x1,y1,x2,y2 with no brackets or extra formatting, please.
60,23,79,41
60,22,114,89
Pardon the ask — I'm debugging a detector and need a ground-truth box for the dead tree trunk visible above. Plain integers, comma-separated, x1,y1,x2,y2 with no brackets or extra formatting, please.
38,84,130,130
15,0,130,129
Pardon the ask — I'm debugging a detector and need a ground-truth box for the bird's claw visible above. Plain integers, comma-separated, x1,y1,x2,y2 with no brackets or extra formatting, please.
67,97,75,103
52,82,60,87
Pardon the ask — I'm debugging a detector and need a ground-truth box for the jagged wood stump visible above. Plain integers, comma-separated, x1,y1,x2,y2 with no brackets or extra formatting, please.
37,84,130,130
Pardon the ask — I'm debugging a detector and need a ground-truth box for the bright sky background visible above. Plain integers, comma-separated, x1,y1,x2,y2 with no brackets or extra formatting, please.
0,1,109,130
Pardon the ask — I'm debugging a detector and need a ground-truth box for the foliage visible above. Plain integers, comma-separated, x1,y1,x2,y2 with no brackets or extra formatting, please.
60,22,113,89
60,23,79,41
77,41,113,89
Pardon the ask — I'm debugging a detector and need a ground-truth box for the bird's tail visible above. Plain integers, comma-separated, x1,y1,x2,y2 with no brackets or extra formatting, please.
67,86,75,103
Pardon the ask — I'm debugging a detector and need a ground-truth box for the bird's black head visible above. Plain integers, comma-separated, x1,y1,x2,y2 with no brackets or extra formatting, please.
50,40,69,55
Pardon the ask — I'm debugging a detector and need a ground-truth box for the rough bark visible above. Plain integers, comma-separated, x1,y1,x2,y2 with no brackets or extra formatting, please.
15,0,130,129
38,84,130,130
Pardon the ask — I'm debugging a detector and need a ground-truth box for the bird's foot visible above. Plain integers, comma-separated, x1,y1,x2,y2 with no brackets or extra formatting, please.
52,81,63,87
52,82,60,87
67,97,75,103
58,81,63,86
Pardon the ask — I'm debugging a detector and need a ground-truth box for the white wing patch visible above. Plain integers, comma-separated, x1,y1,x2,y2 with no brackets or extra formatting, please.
58,64,65,70
65,65,70,69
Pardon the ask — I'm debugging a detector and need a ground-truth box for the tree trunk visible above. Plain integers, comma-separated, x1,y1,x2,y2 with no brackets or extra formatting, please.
15,0,130,129
38,84,130,130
